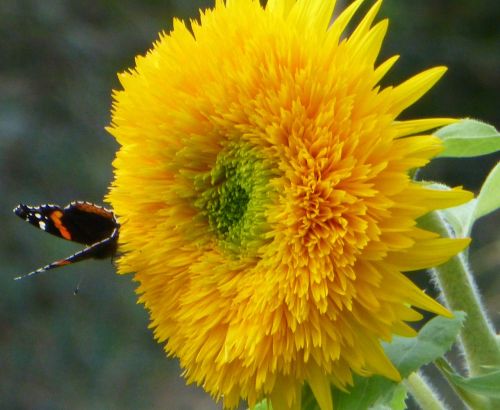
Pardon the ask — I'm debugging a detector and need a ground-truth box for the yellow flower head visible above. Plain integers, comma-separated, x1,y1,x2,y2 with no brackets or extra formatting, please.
107,0,472,408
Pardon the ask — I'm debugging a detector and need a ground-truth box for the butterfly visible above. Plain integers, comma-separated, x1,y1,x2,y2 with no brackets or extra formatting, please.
13,201,119,280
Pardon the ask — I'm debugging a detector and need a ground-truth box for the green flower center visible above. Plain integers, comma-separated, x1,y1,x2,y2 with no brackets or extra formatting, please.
208,181,250,235
194,142,274,255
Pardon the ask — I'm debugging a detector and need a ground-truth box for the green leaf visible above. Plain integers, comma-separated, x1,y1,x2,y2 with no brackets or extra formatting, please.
384,312,466,378
332,313,466,409
441,367,500,399
473,162,500,224
435,358,494,409
439,199,476,238
435,119,500,158
441,162,500,237
369,384,407,410
261,315,465,410
251,399,271,410
333,375,399,410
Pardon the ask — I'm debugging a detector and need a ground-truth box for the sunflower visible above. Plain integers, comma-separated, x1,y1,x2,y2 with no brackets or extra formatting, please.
107,0,471,409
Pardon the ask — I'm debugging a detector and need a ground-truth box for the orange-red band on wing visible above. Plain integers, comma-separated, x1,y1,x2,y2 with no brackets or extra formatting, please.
50,210,72,240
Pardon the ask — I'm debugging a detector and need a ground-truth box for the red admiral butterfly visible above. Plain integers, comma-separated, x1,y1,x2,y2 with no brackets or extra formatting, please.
13,201,119,280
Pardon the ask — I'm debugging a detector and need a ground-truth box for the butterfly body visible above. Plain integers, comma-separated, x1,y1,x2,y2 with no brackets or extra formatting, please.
13,201,119,279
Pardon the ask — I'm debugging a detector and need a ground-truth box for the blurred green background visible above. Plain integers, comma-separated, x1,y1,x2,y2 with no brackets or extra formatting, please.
1,1,498,409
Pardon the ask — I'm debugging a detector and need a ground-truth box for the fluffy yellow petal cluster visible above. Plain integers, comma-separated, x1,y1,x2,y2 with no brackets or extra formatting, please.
107,0,471,408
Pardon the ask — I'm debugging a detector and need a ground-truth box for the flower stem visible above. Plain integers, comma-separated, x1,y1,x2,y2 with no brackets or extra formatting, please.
405,372,448,410
420,211,500,376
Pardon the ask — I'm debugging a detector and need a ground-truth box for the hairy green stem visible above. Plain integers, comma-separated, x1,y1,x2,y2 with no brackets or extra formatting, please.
405,372,448,410
421,211,500,376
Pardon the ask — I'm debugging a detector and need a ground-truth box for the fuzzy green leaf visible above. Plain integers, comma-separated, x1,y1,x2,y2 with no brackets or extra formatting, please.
251,399,271,410
473,162,500,224
369,384,407,410
440,199,476,238
441,162,500,237
435,119,500,158
441,367,500,399
435,358,495,409
384,312,466,378
258,315,465,410
332,313,465,409
333,375,398,410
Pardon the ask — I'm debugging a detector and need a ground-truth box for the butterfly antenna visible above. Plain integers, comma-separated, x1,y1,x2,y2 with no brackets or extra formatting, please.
14,259,70,281
14,266,50,281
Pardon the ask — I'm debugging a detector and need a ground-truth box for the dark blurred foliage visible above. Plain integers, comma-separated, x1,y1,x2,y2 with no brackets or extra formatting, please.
0,1,498,409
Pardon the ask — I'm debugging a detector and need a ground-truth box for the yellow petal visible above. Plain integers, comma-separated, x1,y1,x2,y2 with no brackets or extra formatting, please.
386,66,448,115
386,237,471,271
372,55,400,85
402,185,474,212
267,0,296,18
269,377,301,410
306,361,334,410
288,0,336,32
348,0,383,43
394,118,458,137
327,0,365,44
349,19,388,66
353,329,401,381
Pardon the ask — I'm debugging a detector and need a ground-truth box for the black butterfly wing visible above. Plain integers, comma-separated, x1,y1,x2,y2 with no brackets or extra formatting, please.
14,202,116,245
14,203,70,240
58,202,117,245
13,201,119,280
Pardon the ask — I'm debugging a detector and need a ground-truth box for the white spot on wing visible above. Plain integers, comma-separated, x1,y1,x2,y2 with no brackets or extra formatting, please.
39,221,47,230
